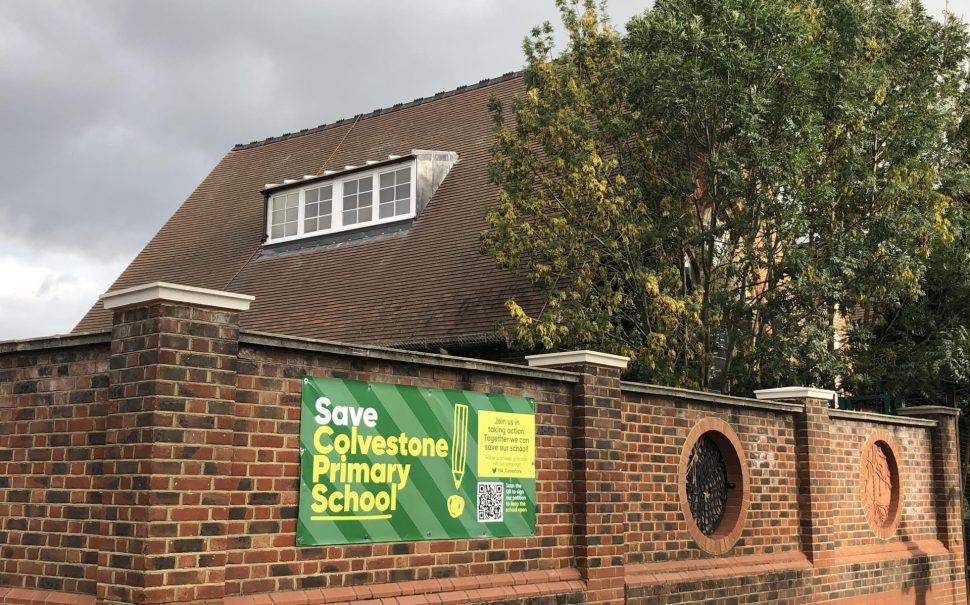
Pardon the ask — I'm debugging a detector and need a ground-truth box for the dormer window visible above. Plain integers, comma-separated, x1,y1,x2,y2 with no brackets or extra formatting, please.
263,150,457,247
266,162,414,244
379,167,411,219
270,191,300,239
304,184,333,233
342,174,376,226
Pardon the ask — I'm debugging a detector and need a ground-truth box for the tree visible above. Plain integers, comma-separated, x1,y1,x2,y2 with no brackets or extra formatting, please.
847,80,970,410
483,0,702,387
484,0,969,394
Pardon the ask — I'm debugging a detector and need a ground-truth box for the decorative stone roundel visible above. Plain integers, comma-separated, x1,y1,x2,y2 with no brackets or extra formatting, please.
678,418,750,554
860,431,903,539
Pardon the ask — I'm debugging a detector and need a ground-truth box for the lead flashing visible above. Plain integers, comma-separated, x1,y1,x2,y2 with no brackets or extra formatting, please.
526,350,630,370
101,282,254,311
261,153,414,195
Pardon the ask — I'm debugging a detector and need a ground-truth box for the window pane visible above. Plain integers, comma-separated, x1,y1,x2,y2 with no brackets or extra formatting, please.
306,202,318,218
396,184,409,200
319,215,331,229
396,167,410,182
396,199,409,215
380,188,393,204
271,224,283,238
286,193,299,209
284,222,297,237
343,209,356,225
380,172,394,188
322,200,332,215
272,208,284,224
285,206,298,222
345,180,357,195
306,188,318,203
304,218,316,232
360,190,371,205
360,207,371,222
320,185,332,200
379,204,394,219
359,178,372,192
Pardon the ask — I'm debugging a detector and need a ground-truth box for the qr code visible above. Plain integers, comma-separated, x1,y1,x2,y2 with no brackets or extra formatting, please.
477,481,504,522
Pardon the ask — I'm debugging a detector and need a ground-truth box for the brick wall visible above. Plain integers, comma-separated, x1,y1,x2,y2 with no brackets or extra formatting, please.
826,417,936,546
225,338,577,596
0,287,966,605
0,334,110,597
622,387,802,564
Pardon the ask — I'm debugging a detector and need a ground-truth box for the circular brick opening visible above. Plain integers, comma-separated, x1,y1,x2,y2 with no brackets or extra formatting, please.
678,418,749,554
861,431,903,539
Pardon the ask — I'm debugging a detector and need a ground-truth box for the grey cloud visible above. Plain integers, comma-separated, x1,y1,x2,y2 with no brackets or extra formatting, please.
0,0,645,262
0,0,954,340
1,0,952,263
35,273,78,298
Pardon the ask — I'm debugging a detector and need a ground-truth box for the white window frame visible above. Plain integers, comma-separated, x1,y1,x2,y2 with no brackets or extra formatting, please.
302,183,335,235
265,161,416,245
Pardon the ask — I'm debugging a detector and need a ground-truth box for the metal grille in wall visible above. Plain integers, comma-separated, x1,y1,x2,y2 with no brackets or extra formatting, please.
686,435,728,535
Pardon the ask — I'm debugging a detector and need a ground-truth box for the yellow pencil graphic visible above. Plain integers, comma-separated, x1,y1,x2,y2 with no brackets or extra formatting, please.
447,404,470,518
452,403,469,490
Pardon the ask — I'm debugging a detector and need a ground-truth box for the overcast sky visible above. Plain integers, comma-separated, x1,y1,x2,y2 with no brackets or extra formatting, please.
0,0,961,341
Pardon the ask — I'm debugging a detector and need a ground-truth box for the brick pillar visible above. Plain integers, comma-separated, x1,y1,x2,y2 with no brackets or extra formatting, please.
897,405,967,598
527,350,629,605
754,387,838,566
97,282,253,605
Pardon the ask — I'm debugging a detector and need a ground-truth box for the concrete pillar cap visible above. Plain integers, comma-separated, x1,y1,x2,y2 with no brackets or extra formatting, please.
100,281,254,311
753,386,838,402
526,350,629,369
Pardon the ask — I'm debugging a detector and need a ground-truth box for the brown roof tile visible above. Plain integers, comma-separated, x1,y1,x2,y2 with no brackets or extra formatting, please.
73,73,543,348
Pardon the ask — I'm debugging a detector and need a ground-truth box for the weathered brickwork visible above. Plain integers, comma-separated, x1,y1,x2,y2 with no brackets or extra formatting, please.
827,418,934,546
553,362,624,605
226,339,578,596
0,335,110,597
0,290,966,605
621,388,802,565
96,303,241,605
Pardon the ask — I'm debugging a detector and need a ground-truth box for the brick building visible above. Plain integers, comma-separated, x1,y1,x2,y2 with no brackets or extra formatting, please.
0,75,966,604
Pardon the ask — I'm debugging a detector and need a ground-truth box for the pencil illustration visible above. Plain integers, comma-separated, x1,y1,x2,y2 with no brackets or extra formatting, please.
447,403,469,518
452,403,469,490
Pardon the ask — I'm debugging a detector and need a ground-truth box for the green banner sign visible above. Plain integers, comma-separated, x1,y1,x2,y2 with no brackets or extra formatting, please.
297,377,536,545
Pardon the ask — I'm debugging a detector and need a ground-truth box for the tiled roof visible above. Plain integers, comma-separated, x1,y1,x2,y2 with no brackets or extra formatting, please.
73,73,544,349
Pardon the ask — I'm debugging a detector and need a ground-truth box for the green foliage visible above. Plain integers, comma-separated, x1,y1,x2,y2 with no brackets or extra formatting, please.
484,0,969,395
848,208,970,408
847,78,970,408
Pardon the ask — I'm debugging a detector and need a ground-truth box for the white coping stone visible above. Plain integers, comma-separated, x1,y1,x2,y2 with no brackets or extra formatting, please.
101,282,255,312
526,350,630,370
753,386,838,402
